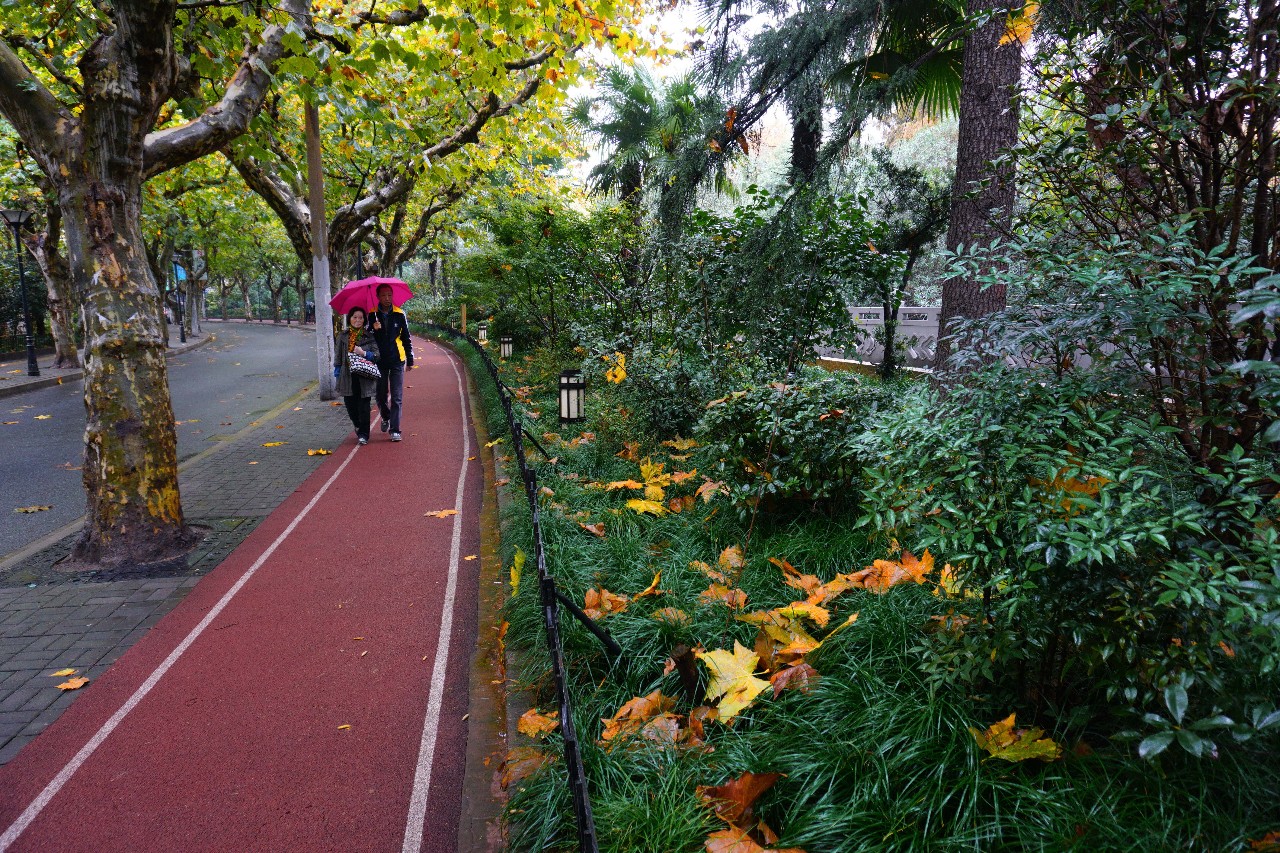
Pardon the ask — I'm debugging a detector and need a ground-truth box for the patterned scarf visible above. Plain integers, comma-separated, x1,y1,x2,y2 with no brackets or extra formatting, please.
347,328,359,353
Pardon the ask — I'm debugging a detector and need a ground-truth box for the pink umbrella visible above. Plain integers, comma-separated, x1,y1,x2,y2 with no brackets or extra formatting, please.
329,276,414,315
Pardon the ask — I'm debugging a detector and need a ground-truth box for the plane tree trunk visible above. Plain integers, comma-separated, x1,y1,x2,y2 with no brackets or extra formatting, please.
0,0,303,567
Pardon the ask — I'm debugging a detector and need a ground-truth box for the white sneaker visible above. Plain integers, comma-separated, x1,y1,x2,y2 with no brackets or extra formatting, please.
391,432,402,442
358,436,368,445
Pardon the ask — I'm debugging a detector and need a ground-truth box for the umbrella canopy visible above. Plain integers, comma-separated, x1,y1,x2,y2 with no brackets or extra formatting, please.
329,276,414,316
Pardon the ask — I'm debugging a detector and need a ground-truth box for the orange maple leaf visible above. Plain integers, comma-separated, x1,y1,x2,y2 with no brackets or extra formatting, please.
584,587,629,620
517,708,559,739
700,584,748,609
579,521,606,538
600,690,677,744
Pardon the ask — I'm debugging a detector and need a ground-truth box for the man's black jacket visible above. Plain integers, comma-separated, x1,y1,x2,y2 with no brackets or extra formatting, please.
369,306,414,367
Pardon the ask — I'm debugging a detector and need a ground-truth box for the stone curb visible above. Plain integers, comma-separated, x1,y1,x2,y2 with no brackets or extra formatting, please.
0,334,214,401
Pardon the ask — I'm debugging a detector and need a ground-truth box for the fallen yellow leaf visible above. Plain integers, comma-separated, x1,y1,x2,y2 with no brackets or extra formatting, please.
14,505,53,513
56,677,90,691
464,554,477,561
34,414,51,420
969,713,1062,762
50,668,77,677
306,448,333,456
338,724,352,730
425,509,459,518
485,437,504,448
696,643,770,722
261,441,286,447
626,498,668,516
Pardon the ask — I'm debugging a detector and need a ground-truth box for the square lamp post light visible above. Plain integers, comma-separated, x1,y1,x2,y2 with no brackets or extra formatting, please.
477,321,488,344
499,335,513,359
0,208,38,377
559,369,586,424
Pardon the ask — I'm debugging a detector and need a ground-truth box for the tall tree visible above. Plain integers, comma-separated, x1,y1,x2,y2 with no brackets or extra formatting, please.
0,0,306,566
932,0,1026,370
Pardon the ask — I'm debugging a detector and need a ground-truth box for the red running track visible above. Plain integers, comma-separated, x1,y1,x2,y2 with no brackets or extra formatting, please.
0,339,484,853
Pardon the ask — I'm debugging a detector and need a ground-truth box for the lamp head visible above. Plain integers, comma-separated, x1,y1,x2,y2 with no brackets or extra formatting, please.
0,209,31,229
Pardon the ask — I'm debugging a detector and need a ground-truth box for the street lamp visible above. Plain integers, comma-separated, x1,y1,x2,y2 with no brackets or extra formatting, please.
0,208,38,377
559,369,586,424
477,321,489,344
499,335,513,360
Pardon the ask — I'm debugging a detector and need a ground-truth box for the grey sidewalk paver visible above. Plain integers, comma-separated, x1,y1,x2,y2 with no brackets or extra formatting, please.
0,386,351,764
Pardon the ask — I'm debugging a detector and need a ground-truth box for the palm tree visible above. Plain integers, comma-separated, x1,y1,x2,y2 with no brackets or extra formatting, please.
569,66,735,230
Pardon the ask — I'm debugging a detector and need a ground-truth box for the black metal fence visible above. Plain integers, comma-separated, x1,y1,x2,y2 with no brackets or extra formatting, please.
422,323,605,853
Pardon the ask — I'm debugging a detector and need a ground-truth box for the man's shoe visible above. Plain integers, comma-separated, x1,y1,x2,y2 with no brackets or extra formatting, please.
381,420,390,432
358,436,368,446
391,432,402,442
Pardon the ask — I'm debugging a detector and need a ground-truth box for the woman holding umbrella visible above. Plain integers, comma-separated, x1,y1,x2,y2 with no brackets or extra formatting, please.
333,306,380,445
329,276,414,442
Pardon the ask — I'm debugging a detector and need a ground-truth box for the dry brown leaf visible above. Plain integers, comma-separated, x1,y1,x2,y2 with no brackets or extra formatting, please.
579,521,606,538
14,505,53,513
671,469,698,485
697,771,782,831
502,746,554,788
769,663,820,698
692,560,730,584
651,607,691,625
615,440,642,461
425,509,459,518
719,545,746,573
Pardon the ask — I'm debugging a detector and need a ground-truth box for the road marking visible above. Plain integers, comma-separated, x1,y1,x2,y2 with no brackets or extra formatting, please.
402,343,471,853
0,432,369,853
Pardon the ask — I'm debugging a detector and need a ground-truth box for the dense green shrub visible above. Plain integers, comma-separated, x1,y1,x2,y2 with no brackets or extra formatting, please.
698,367,898,512
858,370,1280,756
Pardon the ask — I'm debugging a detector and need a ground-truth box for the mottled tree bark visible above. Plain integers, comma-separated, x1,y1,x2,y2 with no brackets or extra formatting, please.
24,199,81,368
0,0,303,567
933,0,1023,371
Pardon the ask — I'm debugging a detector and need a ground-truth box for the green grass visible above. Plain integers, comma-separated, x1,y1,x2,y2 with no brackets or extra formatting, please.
422,331,1280,853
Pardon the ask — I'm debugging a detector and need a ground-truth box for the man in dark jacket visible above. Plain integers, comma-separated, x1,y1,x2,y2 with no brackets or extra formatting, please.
369,284,414,441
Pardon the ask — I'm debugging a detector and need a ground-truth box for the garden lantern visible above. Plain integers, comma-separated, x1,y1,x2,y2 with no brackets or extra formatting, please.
0,208,38,377
500,335,513,359
559,369,586,424
477,321,488,344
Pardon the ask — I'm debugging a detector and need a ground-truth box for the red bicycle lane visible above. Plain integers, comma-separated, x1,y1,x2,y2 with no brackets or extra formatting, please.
0,339,485,853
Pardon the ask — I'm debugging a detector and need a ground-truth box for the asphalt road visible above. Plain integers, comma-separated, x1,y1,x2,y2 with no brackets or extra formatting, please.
0,322,325,561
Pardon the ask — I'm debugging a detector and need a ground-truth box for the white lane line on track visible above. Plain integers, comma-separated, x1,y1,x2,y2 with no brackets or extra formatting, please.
0,430,373,853
402,343,470,853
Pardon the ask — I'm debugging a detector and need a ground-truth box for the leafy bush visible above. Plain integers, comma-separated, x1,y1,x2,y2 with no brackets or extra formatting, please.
858,370,1280,755
698,368,898,512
